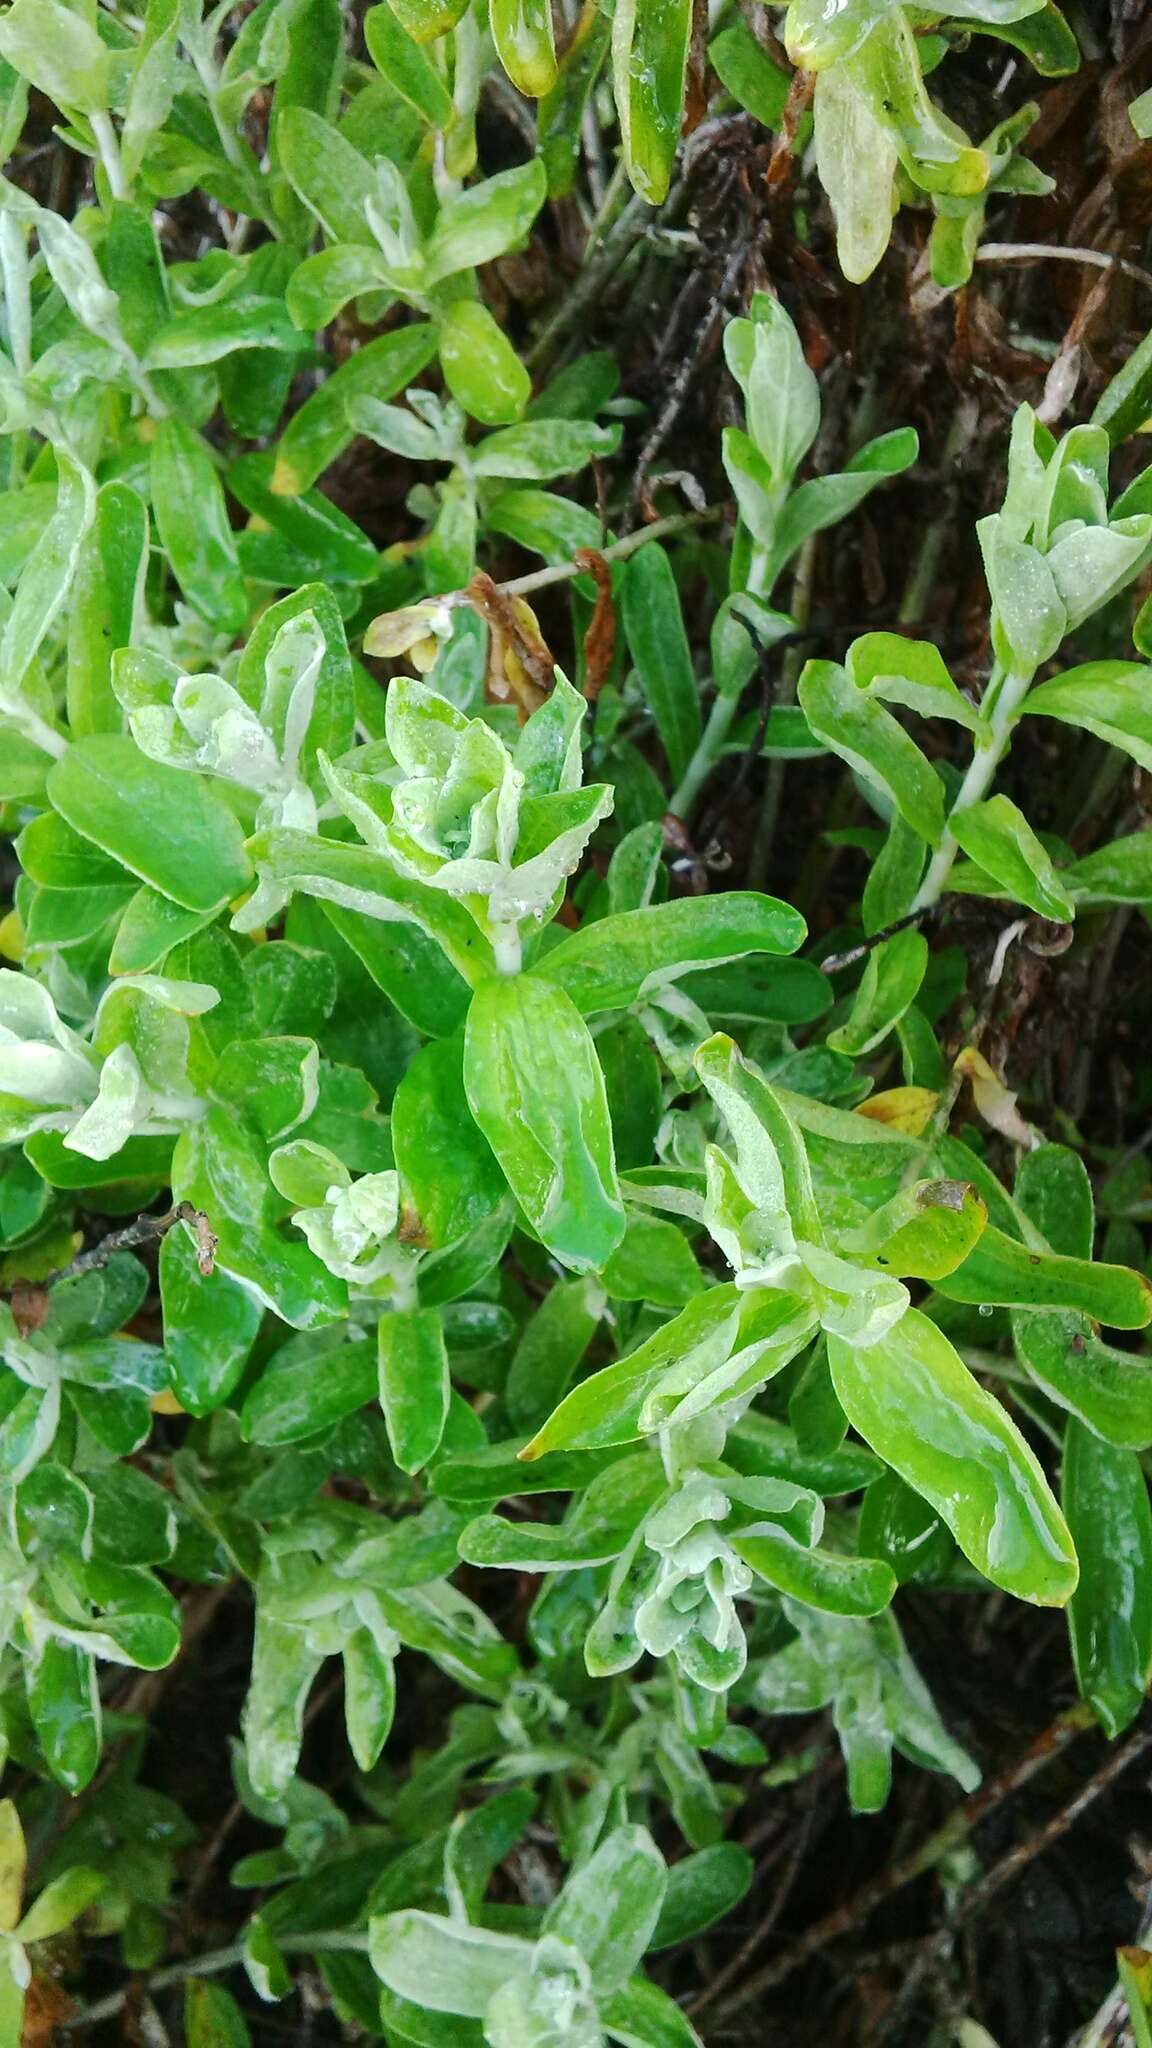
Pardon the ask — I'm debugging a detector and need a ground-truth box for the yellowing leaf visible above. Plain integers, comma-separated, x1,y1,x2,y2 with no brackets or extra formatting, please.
856,1087,938,1136
0,1801,26,1933
954,1046,1037,1150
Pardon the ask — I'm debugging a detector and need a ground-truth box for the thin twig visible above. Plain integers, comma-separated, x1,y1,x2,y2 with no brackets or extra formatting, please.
46,1201,216,1286
821,908,933,974
689,1756,826,2016
526,187,652,369
496,508,722,599
626,232,752,525
65,1931,372,2029
876,1716,1152,2043
712,1701,1095,2021
746,531,820,892
975,243,1152,293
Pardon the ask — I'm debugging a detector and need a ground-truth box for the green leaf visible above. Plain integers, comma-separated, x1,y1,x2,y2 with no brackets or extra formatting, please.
601,1979,705,2046
364,2,456,126
437,299,530,426
322,902,471,1037
272,325,438,495
725,295,820,483
504,1276,602,1433
537,893,806,1014
491,0,557,95
1064,1418,1152,1739
612,0,693,202
602,1215,701,1306
950,794,1075,920
977,516,1067,671
147,298,309,372
937,1224,1152,1329
47,736,253,913
1025,661,1152,774
463,973,624,1272
444,1787,535,1922
244,829,494,987
1065,832,1152,907
520,1286,751,1456
25,1638,100,1793
161,1228,263,1418
427,160,548,282
1,450,94,717
174,1108,346,1332
17,1864,103,1942
828,1307,1079,1606
278,105,378,244
1015,1142,1094,1260
1012,1312,1152,1450
840,1178,988,1281
1093,325,1152,445
798,660,945,846
812,57,898,283
462,1455,660,1570
620,544,701,785
66,481,147,738
767,429,919,584
370,1911,534,2017
710,22,790,128
545,1824,667,1995
827,930,928,1057
650,1842,755,1950
538,0,612,197
242,1339,376,1444
378,1307,450,1474
0,0,108,112
184,1980,252,2048
733,1525,897,1616
230,454,379,587
392,1035,505,1250
471,415,618,480
109,889,217,975
343,1623,397,1771
858,1468,956,1586
150,420,247,634
847,630,979,730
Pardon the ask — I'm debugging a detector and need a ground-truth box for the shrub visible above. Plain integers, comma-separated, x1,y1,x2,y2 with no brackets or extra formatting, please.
0,3,1150,2043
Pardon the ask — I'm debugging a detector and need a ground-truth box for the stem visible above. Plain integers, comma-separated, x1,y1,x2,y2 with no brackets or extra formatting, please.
66,1931,372,2029
10,708,67,760
670,686,739,819
911,665,1033,913
186,41,265,230
496,508,721,601
90,111,128,202
527,180,649,369
490,924,523,975
746,532,819,891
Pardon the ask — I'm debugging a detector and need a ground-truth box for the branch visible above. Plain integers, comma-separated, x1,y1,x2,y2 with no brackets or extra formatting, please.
820,908,934,974
875,1714,1152,2042
47,1202,216,1287
712,1701,1096,2021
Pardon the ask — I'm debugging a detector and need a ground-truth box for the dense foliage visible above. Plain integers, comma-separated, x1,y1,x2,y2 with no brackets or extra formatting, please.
0,1,1151,2043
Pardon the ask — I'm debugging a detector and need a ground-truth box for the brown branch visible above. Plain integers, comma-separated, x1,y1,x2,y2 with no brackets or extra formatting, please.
712,1701,1096,2022
48,1201,216,1285
875,1715,1152,2042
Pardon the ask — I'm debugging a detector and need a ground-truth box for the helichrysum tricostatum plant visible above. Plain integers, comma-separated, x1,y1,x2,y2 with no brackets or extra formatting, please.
0,0,1150,2039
